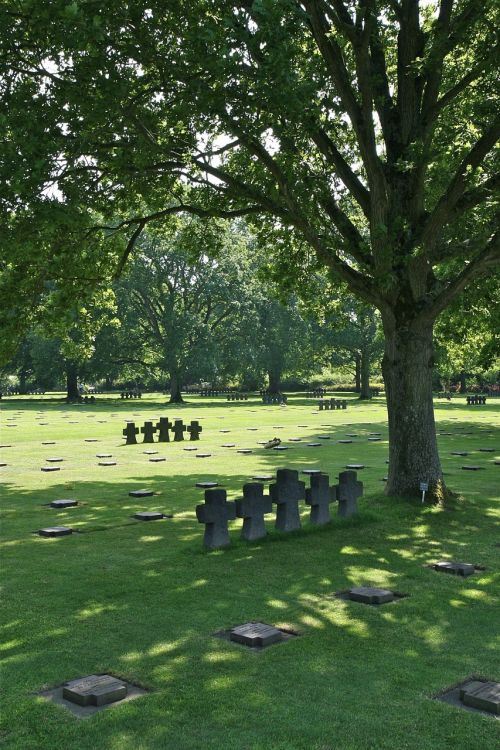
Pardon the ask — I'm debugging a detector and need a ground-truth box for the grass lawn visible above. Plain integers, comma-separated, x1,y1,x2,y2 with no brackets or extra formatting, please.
1,393,499,749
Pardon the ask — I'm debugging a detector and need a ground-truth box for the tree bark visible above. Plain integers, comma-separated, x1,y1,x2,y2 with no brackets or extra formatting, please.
19,371,28,395
169,371,184,403
459,370,467,393
268,368,281,394
66,362,80,401
359,348,371,399
382,316,445,500
354,354,361,392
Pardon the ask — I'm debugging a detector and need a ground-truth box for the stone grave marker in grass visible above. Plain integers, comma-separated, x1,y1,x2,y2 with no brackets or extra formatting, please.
334,471,363,518
143,450,158,455
149,457,166,462
451,451,468,456
123,423,139,445
46,457,63,463
338,440,353,444
462,465,483,471
63,675,127,707
156,417,173,442
437,678,500,717
187,420,202,441
183,447,198,451
347,587,395,604
305,473,335,525
307,443,322,447
129,489,154,498
252,474,273,481
196,488,236,548
172,420,186,442
38,526,73,537
235,483,273,541
269,468,305,532
96,453,112,458
99,461,117,466
196,453,212,458
432,561,475,577
141,421,157,443
41,466,60,472
196,482,219,489
479,448,494,452
229,622,283,648
221,443,235,448
133,511,165,521
50,499,78,508
84,439,99,443
346,463,365,470
237,449,253,454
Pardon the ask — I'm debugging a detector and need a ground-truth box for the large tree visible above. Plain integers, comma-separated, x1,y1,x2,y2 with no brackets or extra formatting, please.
1,1,498,497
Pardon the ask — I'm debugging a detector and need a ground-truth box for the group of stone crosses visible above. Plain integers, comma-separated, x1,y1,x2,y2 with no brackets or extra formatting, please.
196,468,363,548
318,398,348,410
120,390,142,399
123,417,202,444
262,393,288,404
466,395,487,405
226,393,248,401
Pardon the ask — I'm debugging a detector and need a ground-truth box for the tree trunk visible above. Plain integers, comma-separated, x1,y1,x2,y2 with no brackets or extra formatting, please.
19,371,27,395
104,376,113,390
66,362,80,401
381,316,444,500
354,354,361,393
359,349,371,399
169,371,184,403
459,370,467,393
268,368,281,394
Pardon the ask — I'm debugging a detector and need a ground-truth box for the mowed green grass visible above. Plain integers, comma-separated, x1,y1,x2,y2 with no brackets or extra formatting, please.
0,393,499,750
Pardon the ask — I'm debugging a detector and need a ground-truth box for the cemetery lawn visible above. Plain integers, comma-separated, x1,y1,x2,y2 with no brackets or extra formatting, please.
1,394,499,750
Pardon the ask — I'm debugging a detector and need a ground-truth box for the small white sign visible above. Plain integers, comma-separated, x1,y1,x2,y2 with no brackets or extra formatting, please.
419,482,429,492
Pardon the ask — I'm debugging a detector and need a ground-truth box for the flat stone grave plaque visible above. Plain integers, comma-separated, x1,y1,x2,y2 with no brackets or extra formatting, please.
0,445,12,448
183,447,198,451
433,560,475,577
302,469,322,475
348,587,395,604
46,457,63,463
96,453,112,458
451,452,468,456
149,457,166,462
84,438,98,442
196,482,219,489
369,432,381,436
99,461,117,466
196,453,212,458
479,448,494,452
288,438,301,442
297,425,308,427
38,526,73,537
230,622,283,648
129,489,154,498
368,437,381,441
273,446,288,451
247,428,258,431
63,674,127,707
50,499,78,509
41,466,60,472
237,449,252,454
461,465,483,470
346,464,365,470
133,512,165,521
41,441,55,445
437,678,500,718
307,443,321,447
346,434,358,437
272,426,284,429
143,450,158,455
460,680,500,715
0,463,7,468
338,440,352,444
220,429,230,433
221,443,235,448
252,475,273,481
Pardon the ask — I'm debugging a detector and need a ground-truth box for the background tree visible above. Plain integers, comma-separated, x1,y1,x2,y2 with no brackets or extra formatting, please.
1,1,499,497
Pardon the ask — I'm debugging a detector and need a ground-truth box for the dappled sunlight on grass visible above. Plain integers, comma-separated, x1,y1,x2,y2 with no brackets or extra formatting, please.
76,602,123,619
299,614,325,629
266,598,289,609
203,651,242,663
139,535,164,543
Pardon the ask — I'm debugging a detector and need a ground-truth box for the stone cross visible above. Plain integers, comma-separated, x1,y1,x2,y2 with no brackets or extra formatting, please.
172,419,186,442
333,470,363,517
141,421,157,443
196,488,236,548
235,483,273,540
156,417,173,442
187,420,202,441
123,422,139,445
269,468,305,531
305,473,334,525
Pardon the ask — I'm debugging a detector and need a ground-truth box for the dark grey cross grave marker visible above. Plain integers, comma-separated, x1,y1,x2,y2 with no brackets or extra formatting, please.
305,473,335,525
129,489,154,498
156,417,172,442
41,466,60,472
133,511,165,521
348,587,394,604
172,420,186,442
63,675,127,707
270,468,305,532
196,488,236,548
50,499,78,509
38,526,72,537
141,421,156,443
123,423,139,445
230,622,283,647
334,471,363,517
460,680,500,715
235,483,273,540
187,420,202,441
432,560,475,577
